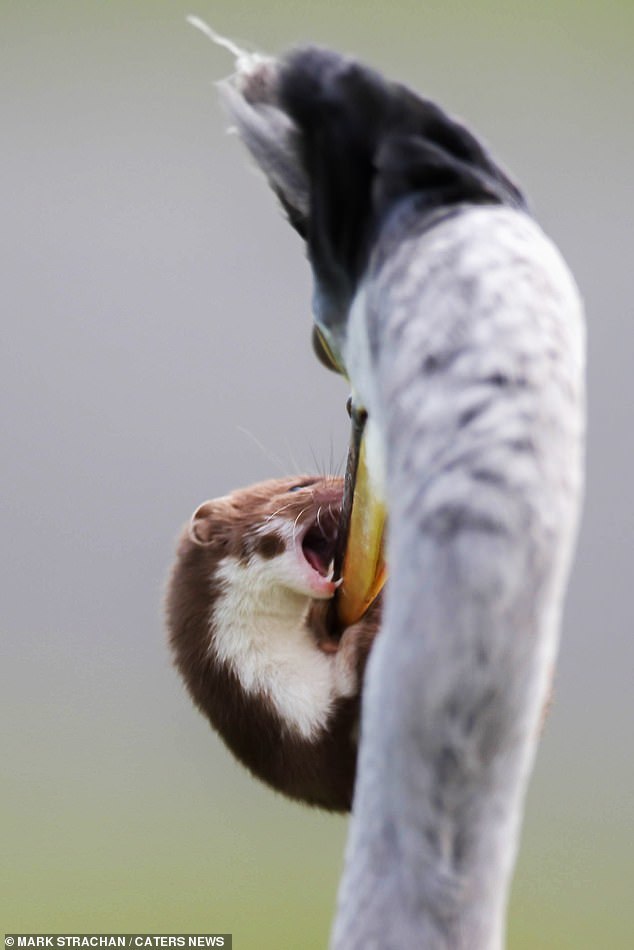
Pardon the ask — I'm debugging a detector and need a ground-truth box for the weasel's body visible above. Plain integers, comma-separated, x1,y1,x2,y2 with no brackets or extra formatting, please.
166,475,380,811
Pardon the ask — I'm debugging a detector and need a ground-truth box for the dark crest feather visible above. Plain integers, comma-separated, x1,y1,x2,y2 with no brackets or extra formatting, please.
277,47,527,313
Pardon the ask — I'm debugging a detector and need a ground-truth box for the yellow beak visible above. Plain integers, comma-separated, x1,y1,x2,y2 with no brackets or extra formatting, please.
334,417,387,628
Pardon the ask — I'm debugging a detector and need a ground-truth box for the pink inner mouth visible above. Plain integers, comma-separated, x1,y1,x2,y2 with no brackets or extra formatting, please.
300,506,340,585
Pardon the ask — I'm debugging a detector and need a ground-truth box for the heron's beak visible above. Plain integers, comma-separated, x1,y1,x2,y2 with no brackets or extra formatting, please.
333,408,387,629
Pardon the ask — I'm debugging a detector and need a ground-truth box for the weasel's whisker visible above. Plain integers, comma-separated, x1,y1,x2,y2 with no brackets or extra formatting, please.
283,438,303,477
309,443,326,478
236,426,287,475
263,501,299,524
292,505,310,543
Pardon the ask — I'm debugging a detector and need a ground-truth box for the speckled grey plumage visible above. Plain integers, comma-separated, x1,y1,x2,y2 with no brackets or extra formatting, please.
333,205,585,949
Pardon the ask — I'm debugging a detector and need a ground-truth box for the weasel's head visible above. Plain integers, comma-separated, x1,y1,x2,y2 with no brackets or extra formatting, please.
187,474,342,603
166,475,345,691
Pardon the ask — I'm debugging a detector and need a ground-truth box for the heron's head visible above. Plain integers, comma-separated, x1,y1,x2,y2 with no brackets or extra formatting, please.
221,43,526,628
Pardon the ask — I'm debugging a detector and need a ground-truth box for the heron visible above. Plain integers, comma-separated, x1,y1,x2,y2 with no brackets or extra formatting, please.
205,33,585,950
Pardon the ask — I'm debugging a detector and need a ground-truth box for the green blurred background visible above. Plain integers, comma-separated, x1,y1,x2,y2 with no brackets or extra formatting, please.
2,1,633,946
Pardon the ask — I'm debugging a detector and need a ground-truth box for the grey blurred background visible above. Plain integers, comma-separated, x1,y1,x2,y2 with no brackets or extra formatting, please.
2,1,633,946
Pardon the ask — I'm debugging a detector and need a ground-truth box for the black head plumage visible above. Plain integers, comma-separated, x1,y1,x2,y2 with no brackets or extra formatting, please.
277,47,527,320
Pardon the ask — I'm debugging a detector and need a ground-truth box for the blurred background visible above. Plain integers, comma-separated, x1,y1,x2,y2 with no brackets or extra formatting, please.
2,1,633,946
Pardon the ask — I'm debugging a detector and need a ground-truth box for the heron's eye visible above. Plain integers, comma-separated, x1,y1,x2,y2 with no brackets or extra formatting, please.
312,326,345,376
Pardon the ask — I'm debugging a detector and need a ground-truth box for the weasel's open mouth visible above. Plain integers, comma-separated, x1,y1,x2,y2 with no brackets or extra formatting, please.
293,496,342,603
301,506,339,578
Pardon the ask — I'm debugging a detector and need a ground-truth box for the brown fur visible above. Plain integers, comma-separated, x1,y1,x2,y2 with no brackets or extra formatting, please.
166,475,382,812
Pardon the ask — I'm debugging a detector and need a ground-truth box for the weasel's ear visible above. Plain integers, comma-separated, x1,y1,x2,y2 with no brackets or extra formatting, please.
189,501,218,545
189,499,235,552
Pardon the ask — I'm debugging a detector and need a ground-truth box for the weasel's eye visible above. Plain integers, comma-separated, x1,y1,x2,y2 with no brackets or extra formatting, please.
288,479,316,493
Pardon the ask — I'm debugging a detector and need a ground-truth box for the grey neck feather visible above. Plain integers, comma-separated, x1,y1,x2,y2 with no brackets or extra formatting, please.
331,206,585,949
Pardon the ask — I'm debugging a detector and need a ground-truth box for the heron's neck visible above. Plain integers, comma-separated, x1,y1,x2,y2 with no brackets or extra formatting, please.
332,207,584,949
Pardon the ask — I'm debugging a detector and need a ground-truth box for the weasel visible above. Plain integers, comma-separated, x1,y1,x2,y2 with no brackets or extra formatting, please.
166,475,381,812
